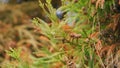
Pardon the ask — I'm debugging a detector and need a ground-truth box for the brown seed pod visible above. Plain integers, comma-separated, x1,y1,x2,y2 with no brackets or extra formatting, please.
70,33,81,39
69,33,81,43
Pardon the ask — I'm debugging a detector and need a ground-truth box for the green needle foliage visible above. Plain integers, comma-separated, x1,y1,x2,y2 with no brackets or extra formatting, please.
33,0,100,68
6,48,21,61
6,0,120,68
